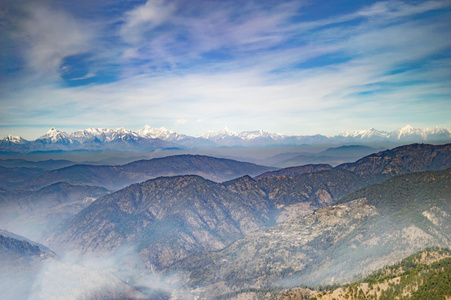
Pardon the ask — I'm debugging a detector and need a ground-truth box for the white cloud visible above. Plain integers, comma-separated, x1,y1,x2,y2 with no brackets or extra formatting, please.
17,4,93,76
117,1,304,68
1,0,450,138
120,0,176,44
357,0,451,19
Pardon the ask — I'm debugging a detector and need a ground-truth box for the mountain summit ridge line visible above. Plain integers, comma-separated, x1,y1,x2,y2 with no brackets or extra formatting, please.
2,125,451,153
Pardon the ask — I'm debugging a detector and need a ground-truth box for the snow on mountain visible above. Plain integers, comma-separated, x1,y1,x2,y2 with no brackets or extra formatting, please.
70,128,106,143
37,128,77,145
137,125,186,142
337,125,451,142
238,130,283,140
200,127,287,146
1,125,450,153
337,128,390,139
389,125,451,141
70,127,149,143
103,127,140,142
17,127,175,151
391,124,425,140
201,127,239,140
0,135,29,152
2,135,27,144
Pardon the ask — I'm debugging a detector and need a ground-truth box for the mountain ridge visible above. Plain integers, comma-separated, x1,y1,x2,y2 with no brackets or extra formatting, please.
3,142,451,299
47,144,451,275
175,168,451,297
19,154,275,191
2,125,450,152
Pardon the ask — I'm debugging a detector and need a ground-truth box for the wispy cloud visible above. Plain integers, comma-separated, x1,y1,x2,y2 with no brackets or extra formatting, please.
120,0,177,45
17,4,94,76
1,0,450,138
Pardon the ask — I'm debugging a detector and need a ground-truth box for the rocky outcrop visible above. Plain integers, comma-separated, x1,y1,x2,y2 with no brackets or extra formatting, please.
176,169,451,297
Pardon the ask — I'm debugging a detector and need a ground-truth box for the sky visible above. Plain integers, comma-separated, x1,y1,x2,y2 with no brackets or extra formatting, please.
0,0,450,139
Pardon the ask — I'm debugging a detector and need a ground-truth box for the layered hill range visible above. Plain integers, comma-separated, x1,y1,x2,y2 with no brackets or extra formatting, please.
0,155,274,191
0,155,273,243
1,124,450,153
43,143,451,298
1,143,450,299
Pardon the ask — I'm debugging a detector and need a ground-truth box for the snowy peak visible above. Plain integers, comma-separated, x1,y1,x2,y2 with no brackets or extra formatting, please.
337,125,451,142
200,127,284,141
136,125,192,142
42,127,64,136
138,125,171,139
2,134,26,143
392,125,425,140
70,127,142,143
337,128,389,139
238,130,282,140
202,127,239,139
107,127,140,141
199,128,289,147
38,128,73,144
1,125,450,153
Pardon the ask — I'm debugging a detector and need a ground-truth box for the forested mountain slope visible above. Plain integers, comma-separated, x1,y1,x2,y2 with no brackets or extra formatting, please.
176,168,451,298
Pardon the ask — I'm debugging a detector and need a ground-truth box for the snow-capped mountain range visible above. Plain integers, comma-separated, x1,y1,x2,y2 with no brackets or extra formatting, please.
1,125,450,153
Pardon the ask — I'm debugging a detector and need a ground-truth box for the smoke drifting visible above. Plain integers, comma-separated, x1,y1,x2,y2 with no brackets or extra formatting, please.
0,243,188,300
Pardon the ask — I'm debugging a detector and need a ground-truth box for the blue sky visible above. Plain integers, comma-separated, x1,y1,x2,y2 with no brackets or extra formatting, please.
1,0,450,139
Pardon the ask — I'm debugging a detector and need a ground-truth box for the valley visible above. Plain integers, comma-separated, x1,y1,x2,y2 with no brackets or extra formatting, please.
3,0,451,298
0,141,450,299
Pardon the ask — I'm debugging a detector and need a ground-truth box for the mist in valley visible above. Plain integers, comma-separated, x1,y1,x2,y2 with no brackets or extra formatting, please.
1,143,451,299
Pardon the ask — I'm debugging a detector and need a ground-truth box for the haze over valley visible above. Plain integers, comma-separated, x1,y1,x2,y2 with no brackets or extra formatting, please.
1,0,451,298
1,138,450,299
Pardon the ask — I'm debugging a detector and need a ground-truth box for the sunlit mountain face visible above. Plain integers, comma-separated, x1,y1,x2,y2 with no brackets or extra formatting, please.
1,0,451,299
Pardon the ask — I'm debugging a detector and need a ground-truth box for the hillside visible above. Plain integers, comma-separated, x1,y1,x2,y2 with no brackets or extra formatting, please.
0,183,109,242
21,154,274,191
206,248,451,299
8,143,449,299
46,144,451,278
256,169,381,222
47,175,275,268
277,145,385,167
285,248,451,300
47,167,384,267
337,143,451,175
175,168,451,298
0,159,75,170
0,166,47,190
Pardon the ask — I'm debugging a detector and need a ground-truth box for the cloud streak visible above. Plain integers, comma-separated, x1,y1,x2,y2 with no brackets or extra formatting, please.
18,4,93,77
1,0,450,138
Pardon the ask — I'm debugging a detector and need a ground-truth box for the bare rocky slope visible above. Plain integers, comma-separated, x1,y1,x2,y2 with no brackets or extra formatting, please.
47,168,382,266
45,143,451,298
177,168,451,298
48,175,275,268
